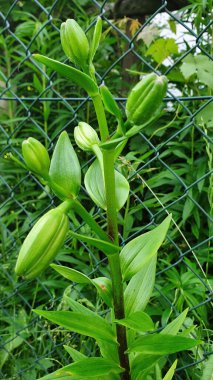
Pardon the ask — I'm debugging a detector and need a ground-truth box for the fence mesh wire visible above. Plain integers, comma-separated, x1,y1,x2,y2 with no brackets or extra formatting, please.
0,0,212,379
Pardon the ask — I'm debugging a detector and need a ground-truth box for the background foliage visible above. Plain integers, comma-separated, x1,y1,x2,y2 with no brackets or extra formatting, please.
0,0,212,379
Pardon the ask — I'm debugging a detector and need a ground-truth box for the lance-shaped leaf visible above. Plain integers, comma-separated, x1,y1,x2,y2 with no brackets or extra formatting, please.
100,136,127,151
33,54,98,97
131,309,189,376
51,265,112,306
64,345,86,362
114,311,154,332
161,308,189,335
37,357,123,380
69,230,119,255
121,214,172,281
125,254,157,316
128,334,201,355
100,84,122,120
34,310,116,343
163,359,178,380
90,17,102,61
85,159,129,211
51,264,91,284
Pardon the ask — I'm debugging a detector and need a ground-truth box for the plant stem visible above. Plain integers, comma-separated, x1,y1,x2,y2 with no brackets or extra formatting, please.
93,94,130,378
72,199,110,242
92,94,109,142
102,148,130,379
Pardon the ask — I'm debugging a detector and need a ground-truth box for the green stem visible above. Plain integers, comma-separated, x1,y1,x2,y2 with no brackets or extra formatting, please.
92,94,109,142
72,199,110,242
102,149,130,379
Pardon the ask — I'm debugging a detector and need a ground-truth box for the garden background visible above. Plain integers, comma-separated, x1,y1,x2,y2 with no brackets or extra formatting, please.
0,0,212,379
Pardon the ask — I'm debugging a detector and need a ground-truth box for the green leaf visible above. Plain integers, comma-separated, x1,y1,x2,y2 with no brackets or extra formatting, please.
51,264,92,284
38,358,123,379
100,137,127,151
180,54,213,89
131,354,161,376
161,309,188,336
63,295,97,316
69,231,119,255
97,339,119,365
182,190,195,224
100,85,122,120
33,54,99,96
34,310,116,343
125,255,157,316
85,159,129,211
196,102,213,129
201,355,213,380
129,334,201,355
52,266,112,307
163,359,177,380
121,214,172,280
131,309,189,376
145,38,178,65
49,131,81,200
63,345,86,362
114,311,154,332
92,277,112,307
90,17,102,61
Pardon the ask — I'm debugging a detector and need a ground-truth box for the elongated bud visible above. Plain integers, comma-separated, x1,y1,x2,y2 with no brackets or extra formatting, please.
49,131,81,200
22,137,50,178
74,122,100,151
126,73,168,127
15,207,69,279
60,19,89,69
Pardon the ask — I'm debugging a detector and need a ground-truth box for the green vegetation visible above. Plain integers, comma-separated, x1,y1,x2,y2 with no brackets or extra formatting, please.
0,1,212,379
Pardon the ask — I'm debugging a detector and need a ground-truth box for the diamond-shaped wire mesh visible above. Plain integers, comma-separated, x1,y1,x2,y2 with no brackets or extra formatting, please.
0,1,212,379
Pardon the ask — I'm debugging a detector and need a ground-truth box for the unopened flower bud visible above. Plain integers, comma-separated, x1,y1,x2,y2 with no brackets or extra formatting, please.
126,73,168,128
15,207,69,279
60,19,89,69
49,131,81,200
74,122,100,151
22,137,50,178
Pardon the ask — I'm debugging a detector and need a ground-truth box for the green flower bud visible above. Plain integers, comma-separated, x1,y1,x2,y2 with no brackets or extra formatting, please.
22,137,50,178
49,131,81,200
60,19,89,69
126,73,168,127
74,122,100,152
15,208,69,279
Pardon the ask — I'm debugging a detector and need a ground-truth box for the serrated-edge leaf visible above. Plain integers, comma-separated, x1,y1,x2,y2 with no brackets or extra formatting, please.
121,214,172,281
34,310,116,343
33,54,98,96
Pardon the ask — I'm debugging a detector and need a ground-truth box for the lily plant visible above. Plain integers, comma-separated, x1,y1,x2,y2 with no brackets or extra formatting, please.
15,18,201,380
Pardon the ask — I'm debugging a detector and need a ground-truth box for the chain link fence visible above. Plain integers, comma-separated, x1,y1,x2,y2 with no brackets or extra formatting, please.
0,0,212,379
